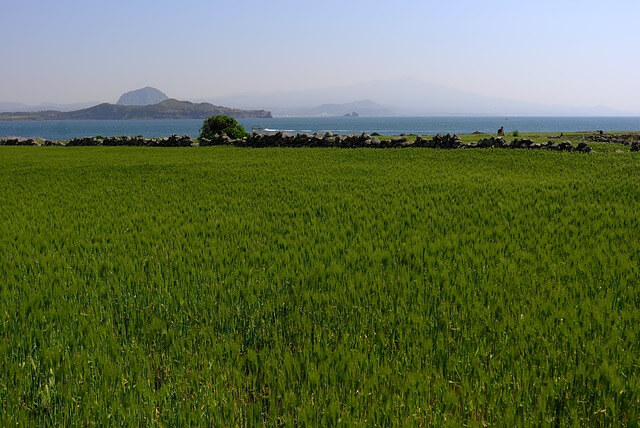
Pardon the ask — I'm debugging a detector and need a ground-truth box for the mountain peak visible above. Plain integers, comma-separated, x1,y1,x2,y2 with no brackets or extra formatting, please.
117,87,169,106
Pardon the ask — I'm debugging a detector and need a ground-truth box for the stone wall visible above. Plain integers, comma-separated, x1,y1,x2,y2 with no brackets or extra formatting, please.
0,133,596,152
587,133,640,146
64,135,193,147
200,132,590,152
0,138,38,146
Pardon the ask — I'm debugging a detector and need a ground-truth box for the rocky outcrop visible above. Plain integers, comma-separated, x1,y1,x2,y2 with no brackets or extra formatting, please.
116,87,169,106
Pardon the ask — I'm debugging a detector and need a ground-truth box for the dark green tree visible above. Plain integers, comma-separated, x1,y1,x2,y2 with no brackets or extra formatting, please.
199,115,248,140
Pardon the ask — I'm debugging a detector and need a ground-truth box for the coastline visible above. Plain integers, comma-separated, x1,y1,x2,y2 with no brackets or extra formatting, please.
2,117,640,140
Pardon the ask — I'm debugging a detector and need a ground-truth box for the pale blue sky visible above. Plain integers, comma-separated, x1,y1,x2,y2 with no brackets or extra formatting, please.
1,0,639,111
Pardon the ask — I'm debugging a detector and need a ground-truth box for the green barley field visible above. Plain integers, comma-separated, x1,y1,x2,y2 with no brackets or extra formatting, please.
1,146,639,425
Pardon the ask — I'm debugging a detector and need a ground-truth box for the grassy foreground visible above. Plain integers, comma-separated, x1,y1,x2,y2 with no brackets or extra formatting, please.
1,146,639,425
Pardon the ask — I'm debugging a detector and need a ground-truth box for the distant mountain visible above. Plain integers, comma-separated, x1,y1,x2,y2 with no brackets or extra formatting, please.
203,77,631,117
0,99,272,121
301,100,392,117
0,102,29,112
117,87,169,106
0,101,99,113
0,86,169,112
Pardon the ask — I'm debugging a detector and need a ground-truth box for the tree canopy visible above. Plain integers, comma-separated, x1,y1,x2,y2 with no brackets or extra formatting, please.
199,115,247,140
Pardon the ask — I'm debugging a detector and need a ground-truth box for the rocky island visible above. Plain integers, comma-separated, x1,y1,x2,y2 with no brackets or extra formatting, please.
0,87,272,121
116,86,169,106
0,99,272,121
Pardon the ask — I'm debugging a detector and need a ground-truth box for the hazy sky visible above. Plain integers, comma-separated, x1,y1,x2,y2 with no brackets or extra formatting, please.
2,0,639,111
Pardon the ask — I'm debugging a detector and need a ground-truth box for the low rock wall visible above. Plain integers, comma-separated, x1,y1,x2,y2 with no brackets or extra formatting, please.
201,132,590,152
64,135,193,147
587,133,640,145
0,138,38,146
0,133,595,152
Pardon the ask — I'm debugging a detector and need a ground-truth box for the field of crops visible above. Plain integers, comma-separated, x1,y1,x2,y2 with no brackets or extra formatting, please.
1,146,639,425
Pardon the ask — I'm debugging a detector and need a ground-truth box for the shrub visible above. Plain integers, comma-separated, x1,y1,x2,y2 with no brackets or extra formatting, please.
200,115,247,140
512,130,520,137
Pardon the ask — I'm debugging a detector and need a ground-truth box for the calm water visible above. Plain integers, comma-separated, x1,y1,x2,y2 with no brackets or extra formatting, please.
2,117,640,139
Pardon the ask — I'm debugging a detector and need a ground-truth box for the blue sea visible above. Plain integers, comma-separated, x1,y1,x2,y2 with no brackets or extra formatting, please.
1,117,640,140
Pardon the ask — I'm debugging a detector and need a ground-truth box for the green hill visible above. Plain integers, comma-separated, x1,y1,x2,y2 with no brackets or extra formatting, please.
0,99,272,121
